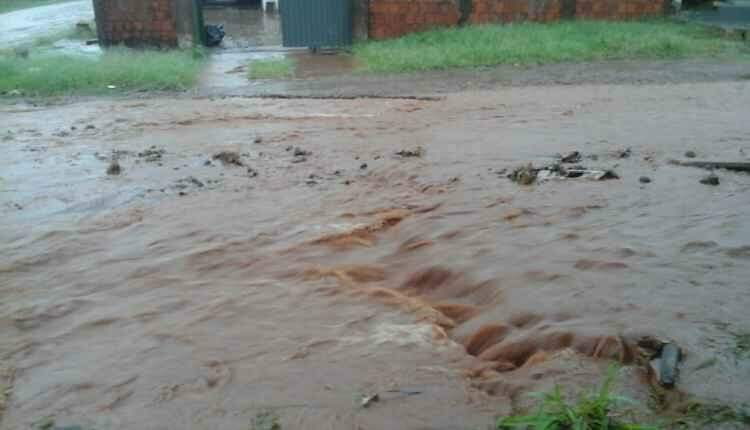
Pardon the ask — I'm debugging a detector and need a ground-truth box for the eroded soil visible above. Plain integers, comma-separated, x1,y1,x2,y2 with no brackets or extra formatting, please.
2,81,750,429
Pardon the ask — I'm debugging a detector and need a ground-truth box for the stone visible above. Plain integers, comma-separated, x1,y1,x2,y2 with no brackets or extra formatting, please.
700,174,720,186
639,176,652,184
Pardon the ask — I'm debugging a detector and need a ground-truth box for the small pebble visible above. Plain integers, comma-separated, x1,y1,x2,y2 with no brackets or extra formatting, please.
639,176,652,184
685,150,697,158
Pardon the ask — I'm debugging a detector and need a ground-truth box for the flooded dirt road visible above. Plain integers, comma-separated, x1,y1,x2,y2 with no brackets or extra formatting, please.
0,1,93,47
2,81,750,429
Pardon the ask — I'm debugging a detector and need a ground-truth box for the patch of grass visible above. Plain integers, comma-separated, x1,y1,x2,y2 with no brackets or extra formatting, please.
497,367,656,430
251,411,281,430
247,58,294,80
0,0,73,14
0,48,204,97
354,20,750,73
733,332,750,359
671,401,750,429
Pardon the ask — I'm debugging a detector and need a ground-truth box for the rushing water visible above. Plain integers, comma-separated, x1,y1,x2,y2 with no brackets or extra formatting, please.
1,81,750,429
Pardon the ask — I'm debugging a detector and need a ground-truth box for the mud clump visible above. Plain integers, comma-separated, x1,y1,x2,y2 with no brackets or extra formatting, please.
508,163,538,185
700,174,720,186
138,146,165,163
213,151,244,167
396,147,425,158
106,159,121,176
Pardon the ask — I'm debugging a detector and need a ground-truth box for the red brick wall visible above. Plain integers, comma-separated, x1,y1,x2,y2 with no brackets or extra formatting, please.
469,0,561,24
369,0,669,39
369,0,460,39
576,0,666,19
94,0,178,47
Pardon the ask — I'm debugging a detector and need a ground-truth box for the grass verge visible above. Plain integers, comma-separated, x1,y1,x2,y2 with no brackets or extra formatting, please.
247,58,295,80
0,48,204,97
354,20,750,73
497,367,656,430
0,0,73,14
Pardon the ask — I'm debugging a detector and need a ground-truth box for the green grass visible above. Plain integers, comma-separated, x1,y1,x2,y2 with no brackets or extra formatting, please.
0,0,73,14
354,20,750,73
497,367,656,430
247,58,295,80
0,48,205,97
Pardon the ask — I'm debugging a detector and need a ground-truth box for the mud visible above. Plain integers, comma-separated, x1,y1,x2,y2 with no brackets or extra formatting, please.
2,81,750,429
200,59,750,98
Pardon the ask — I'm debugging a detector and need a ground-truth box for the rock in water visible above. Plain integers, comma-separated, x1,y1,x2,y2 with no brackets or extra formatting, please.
107,160,121,175
700,174,720,186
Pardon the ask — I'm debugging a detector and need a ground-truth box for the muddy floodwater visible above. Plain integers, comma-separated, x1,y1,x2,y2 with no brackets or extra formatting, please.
0,1,93,47
1,81,750,429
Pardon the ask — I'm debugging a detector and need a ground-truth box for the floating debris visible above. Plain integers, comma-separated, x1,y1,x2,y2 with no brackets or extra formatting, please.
508,162,619,185
700,174,720,186
106,159,121,175
138,146,165,163
361,393,380,408
213,151,243,167
560,151,582,163
396,146,425,158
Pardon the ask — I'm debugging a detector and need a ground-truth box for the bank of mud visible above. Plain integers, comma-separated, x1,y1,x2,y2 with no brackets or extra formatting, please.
1,81,750,429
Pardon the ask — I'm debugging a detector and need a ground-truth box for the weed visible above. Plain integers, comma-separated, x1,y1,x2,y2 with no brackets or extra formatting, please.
672,401,750,428
497,367,656,430
354,20,750,73
731,332,750,359
251,411,281,430
0,48,204,97
247,58,294,80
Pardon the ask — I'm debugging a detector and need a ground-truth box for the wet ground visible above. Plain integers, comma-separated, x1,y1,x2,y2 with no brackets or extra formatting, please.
2,79,750,429
203,5,282,48
0,0,93,47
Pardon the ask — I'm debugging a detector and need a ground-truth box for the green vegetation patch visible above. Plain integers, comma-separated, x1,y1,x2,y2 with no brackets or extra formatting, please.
497,367,656,430
354,20,749,73
247,58,295,80
0,48,204,97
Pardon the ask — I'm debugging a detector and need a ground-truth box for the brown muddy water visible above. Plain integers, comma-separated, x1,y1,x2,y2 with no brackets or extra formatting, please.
1,81,750,429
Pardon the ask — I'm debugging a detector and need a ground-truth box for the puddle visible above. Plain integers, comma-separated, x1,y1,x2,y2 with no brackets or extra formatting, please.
199,49,358,91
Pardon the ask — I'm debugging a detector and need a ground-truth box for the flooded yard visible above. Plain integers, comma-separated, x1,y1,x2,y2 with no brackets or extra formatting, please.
2,80,750,429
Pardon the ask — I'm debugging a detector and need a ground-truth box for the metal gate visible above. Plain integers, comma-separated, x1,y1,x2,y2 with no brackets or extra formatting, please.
280,0,352,48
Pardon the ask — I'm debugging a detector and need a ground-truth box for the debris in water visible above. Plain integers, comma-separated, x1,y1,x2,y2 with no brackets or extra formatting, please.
254,137,263,144
213,151,244,166
291,156,307,164
293,147,311,157
650,343,682,388
138,146,165,163
639,176,652,184
252,411,281,430
614,148,632,159
360,163,368,170
700,174,720,186
636,336,682,388
360,393,380,408
396,146,425,158
560,151,582,163
685,150,697,158
107,85,117,90
106,159,121,175
675,161,750,173
508,162,618,185
247,167,258,178
508,163,538,185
